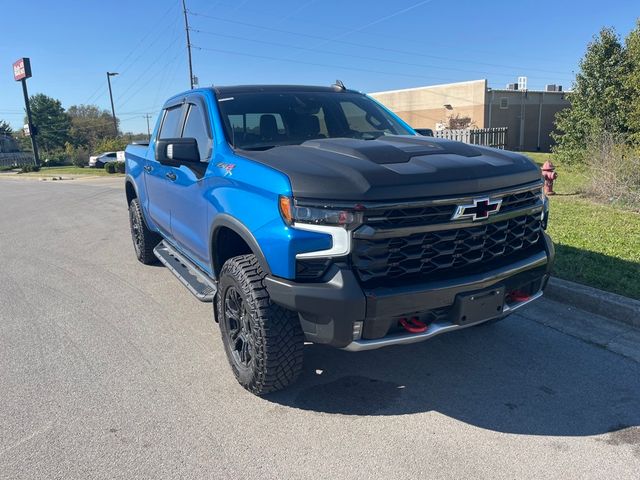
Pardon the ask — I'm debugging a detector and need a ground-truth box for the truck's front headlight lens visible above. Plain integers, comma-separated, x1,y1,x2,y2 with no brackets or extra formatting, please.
279,196,362,228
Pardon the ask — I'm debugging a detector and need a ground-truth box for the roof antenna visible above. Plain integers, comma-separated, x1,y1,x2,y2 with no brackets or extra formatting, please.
333,79,346,90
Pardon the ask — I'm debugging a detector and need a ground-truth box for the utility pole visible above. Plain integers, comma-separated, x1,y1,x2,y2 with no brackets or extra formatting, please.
143,114,152,141
182,0,194,89
106,72,119,137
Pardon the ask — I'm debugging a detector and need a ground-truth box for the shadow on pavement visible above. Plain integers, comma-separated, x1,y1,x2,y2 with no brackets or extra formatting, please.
266,316,640,436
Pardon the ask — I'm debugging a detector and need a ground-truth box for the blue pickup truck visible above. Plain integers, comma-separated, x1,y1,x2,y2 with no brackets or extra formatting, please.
125,84,554,395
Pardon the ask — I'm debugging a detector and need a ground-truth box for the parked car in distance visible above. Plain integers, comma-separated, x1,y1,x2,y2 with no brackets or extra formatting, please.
89,151,117,168
415,128,434,136
125,84,554,395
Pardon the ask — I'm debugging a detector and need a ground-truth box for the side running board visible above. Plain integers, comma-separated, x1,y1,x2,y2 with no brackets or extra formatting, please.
154,241,217,302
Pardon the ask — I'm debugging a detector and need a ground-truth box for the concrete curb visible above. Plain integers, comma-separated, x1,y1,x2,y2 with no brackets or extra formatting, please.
545,277,640,329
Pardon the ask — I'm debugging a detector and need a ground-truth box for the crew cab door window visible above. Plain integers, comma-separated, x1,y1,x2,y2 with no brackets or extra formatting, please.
182,103,212,162
159,106,183,139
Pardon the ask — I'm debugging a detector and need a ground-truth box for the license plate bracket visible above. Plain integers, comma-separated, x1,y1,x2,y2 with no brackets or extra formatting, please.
451,286,505,325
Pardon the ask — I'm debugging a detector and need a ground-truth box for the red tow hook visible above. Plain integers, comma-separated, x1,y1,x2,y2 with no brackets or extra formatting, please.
507,290,530,303
399,316,428,334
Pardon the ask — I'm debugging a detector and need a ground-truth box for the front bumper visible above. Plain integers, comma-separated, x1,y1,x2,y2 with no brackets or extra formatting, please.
265,232,555,350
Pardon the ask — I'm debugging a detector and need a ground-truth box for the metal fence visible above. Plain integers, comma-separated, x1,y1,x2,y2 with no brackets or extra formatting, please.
0,152,36,168
434,127,508,149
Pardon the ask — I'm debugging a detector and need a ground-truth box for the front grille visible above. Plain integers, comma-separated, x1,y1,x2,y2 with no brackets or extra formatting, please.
363,204,455,229
352,213,542,284
362,185,542,229
500,188,541,213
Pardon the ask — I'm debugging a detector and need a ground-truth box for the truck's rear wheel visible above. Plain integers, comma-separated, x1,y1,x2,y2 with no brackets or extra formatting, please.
128,198,161,264
217,254,304,395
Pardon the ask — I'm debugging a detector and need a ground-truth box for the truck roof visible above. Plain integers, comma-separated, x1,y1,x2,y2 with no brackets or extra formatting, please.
212,84,358,95
162,85,360,107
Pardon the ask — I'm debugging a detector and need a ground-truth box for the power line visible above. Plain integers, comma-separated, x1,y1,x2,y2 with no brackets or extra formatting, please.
188,10,573,78
191,44,455,82
116,50,183,111
190,27,564,82
190,0,563,66
291,0,434,55
191,43,549,110
114,28,184,109
83,2,180,106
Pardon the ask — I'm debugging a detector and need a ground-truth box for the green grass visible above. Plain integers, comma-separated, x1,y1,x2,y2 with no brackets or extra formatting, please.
522,152,640,299
547,197,640,299
523,151,589,194
20,166,122,177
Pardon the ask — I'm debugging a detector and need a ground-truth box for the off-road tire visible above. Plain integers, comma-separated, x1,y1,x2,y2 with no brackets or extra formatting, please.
128,198,161,265
217,254,304,395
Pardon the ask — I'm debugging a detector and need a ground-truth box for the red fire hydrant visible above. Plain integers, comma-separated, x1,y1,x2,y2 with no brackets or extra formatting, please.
542,160,558,195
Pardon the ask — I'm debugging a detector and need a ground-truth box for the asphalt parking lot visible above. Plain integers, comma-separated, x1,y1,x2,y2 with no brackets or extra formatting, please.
1,176,639,479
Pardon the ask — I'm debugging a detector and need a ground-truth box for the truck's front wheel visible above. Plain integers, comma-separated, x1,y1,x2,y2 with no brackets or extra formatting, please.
217,254,304,395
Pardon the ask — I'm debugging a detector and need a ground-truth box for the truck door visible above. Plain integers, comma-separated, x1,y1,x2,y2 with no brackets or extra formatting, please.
163,96,213,270
144,103,185,238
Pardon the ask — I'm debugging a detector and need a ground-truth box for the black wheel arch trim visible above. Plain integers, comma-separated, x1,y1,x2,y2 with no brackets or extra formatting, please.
210,214,273,278
125,175,139,203
125,177,157,234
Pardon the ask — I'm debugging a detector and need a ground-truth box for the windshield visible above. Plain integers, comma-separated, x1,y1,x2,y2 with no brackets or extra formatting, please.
216,90,413,150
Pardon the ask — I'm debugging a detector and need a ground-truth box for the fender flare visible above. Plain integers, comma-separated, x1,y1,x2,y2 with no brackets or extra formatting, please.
124,175,138,204
125,175,158,233
210,214,272,277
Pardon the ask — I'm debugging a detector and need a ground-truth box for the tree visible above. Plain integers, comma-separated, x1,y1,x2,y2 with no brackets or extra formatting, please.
625,20,640,143
0,120,14,137
552,27,631,163
67,104,119,150
27,94,71,153
94,136,128,153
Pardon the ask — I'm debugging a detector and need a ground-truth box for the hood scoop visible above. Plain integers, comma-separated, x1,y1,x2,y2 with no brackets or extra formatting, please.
301,136,481,165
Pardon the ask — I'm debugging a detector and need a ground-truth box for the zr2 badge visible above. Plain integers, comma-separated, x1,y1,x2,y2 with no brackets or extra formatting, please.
217,162,236,176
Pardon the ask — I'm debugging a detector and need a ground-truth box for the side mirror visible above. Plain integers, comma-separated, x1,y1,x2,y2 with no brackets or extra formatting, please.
155,138,200,165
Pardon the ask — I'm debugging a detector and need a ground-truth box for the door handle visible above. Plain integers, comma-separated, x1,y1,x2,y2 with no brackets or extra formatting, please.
144,165,153,173
166,172,177,181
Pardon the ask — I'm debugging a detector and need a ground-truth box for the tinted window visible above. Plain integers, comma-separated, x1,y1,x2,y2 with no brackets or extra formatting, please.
159,106,183,139
217,91,412,150
340,101,386,132
182,103,212,161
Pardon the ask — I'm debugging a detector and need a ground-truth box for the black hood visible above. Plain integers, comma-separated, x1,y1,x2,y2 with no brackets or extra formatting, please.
239,136,541,201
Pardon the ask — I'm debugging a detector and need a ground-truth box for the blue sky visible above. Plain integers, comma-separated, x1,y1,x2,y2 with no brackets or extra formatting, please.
1,0,637,134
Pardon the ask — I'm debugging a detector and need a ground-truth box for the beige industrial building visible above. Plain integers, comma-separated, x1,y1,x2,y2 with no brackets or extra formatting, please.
370,79,570,152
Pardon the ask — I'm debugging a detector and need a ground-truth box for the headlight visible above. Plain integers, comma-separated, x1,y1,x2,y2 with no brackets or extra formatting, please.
279,196,363,229
279,195,362,260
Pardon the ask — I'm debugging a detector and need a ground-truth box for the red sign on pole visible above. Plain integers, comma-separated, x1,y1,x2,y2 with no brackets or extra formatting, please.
13,58,32,81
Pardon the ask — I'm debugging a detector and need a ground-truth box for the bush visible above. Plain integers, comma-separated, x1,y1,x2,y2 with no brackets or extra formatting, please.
104,162,116,174
114,161,125,173
585,132,640,209
72,148,90,168
43,149,69,166
20,164,40,173
64,142,89,168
